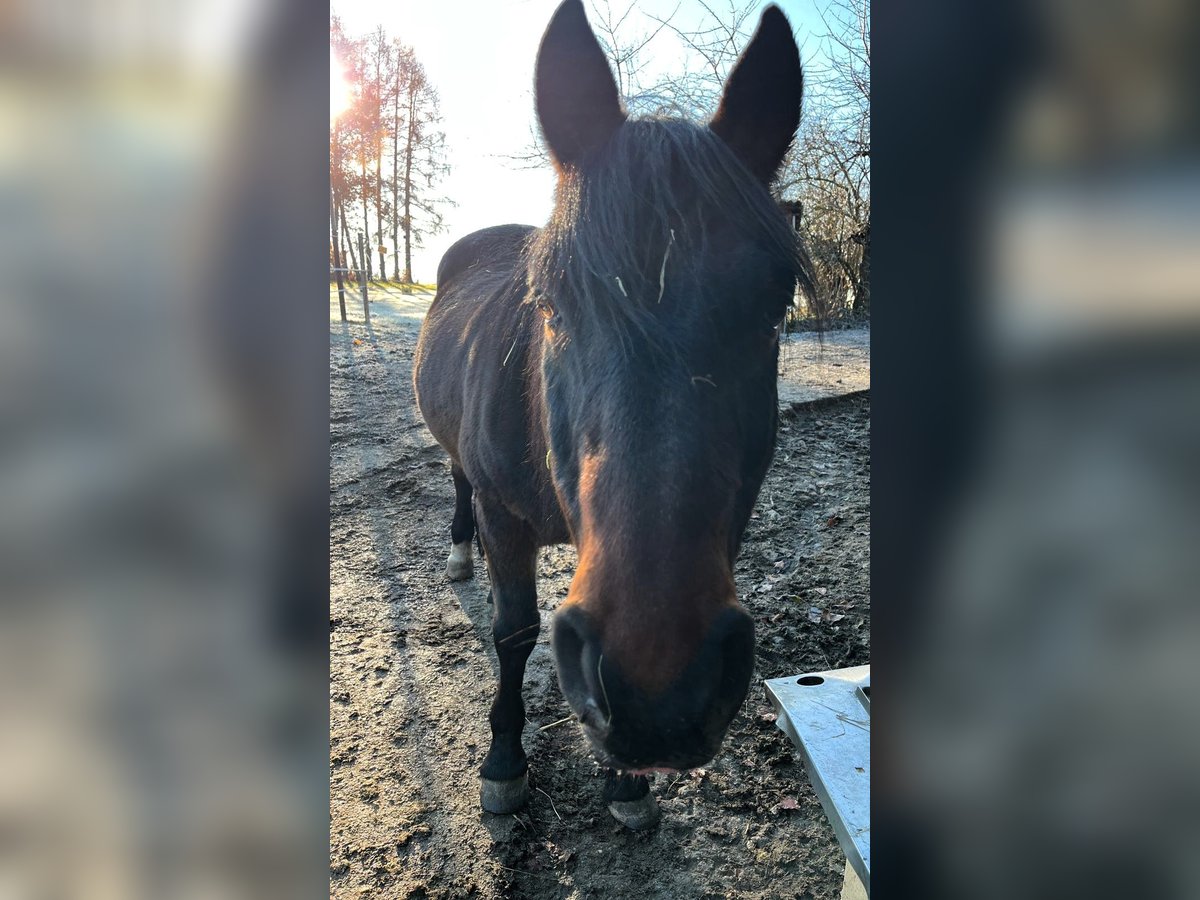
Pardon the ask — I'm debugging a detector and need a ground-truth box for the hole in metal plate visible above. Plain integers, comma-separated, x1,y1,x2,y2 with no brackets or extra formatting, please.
797,675,824,686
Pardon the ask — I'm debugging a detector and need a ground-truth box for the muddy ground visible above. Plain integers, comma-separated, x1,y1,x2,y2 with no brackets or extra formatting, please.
330,292,870,899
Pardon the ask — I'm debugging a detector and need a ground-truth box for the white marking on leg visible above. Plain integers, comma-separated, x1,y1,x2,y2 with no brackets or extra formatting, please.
446,541,474,580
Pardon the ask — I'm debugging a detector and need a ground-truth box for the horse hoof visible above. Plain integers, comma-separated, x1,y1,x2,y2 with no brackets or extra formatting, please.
481,772,529,814
446,543,474,581
608,793,661,830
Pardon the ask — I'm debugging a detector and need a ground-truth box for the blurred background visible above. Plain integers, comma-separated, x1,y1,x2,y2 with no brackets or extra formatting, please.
0,0,328,897
875,0,1200,897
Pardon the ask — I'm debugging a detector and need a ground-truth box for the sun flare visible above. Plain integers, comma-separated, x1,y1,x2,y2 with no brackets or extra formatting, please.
330,50,351,121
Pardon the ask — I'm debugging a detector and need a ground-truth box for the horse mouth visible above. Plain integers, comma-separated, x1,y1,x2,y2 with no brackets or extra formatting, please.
579,723,707,776
605,757,689,777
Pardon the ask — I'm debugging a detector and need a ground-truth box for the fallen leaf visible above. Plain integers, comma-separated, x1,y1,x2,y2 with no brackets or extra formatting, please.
778,796,800,810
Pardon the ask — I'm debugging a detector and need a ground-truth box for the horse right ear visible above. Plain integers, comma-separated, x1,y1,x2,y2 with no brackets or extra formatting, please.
535,0,627,168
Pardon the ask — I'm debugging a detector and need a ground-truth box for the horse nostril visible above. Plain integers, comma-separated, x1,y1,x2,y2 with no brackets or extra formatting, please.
551,606,611,726
710,606,755,720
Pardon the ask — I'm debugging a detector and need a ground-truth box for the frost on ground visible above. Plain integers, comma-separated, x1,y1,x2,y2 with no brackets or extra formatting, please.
778,329,870,407
330,292,870,899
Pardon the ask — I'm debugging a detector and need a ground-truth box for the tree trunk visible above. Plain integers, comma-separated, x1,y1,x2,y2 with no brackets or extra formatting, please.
331,177,346,318
402,86,416,284
331,123,347,316
375,160,386,280
374,46,387,281
850,227,870,315
851,262,869,314
391,67,402,281
340,202,359,276
360,154,372,280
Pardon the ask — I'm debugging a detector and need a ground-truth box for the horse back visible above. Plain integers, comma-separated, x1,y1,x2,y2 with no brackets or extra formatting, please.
435,224,537,289
414,225,567,544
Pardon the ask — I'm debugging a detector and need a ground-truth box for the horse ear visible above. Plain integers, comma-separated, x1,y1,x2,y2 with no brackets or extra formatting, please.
709,5,803,183
535,0,627,167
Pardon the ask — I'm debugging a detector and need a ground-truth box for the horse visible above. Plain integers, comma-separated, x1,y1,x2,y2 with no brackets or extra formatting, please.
413,0,816,830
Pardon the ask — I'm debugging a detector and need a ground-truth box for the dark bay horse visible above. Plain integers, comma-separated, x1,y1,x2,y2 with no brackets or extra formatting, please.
413,0,816,829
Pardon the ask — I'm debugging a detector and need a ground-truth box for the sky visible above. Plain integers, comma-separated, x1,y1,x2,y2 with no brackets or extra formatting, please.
331,0,830,282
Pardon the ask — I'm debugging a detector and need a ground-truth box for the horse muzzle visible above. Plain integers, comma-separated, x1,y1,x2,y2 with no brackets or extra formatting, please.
551,603,755,771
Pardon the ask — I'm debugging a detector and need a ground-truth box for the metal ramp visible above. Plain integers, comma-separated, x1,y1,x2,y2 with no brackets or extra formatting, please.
764,665,870,897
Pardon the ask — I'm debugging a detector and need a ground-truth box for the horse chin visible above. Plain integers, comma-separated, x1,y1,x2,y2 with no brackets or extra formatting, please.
589,741,700,777
579,717,715,776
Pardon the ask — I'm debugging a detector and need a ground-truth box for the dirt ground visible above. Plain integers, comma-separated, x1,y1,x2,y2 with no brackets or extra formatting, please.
330,290,870,899
777,329,869,407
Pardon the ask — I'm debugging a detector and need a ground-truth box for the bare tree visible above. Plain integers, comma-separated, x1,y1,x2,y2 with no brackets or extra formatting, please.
498,0,693,168
645,0,758,117
395,59,450,283
590,0,681,114
366,26,393,281
330,16,357,278
788,0,870,316
818,0,869,149
387,44,414,280
330,21,450,284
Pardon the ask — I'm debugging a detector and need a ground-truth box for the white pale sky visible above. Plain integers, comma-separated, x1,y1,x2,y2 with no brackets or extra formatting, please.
332,0,828,282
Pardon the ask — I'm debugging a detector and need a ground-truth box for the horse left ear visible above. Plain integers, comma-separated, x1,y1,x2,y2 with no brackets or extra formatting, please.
709,5,804,183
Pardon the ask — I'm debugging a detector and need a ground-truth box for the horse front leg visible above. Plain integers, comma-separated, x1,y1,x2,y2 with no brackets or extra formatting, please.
475,500,539,814
603,771,660,830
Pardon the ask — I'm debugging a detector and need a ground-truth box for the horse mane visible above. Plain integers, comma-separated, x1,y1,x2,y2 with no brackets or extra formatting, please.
525,117,820,358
